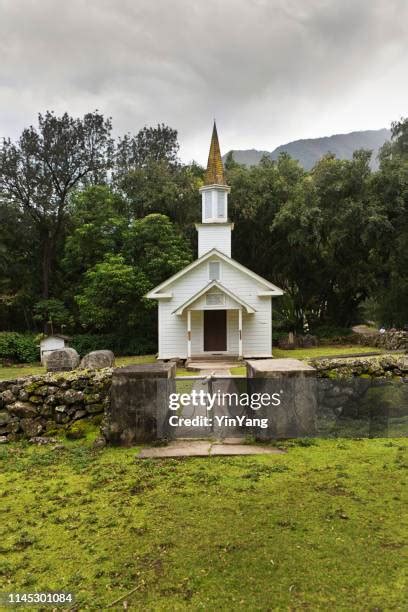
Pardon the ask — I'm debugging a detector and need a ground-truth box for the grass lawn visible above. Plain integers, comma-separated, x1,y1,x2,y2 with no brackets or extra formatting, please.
0,363,45,380
0,345,385,380
0,437,406,610
0,355,186,380
273,345,385,360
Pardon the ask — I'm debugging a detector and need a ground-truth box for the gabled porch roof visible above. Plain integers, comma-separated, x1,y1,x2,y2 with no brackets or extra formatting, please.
172,280,256,315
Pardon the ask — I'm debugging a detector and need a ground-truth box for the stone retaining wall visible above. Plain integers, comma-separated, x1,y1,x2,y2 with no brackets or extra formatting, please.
0,368,113,442
311,354,408,379
357,331,408,351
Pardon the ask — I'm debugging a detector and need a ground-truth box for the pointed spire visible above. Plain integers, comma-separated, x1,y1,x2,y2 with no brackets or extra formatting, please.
204,122,226,186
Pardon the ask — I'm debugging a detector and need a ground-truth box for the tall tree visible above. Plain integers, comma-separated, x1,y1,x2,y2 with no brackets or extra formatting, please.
370,118,408,326
124,213,193,287
0,111,113,302
115,124,179,175
63,185,127,280
0,198,38,330
75,214,192,340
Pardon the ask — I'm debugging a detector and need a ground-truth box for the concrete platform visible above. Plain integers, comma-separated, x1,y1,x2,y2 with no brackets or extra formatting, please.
246,358,316,377
137,440,285,458
138,441,210,458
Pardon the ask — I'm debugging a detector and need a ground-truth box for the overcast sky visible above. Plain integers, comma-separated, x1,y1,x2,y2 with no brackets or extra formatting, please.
0,0,407,164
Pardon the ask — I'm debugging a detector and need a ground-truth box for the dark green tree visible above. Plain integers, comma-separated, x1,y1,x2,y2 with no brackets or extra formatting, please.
115,124,179,174
369,119,408,326
124,213,193,287
63,185,128,280
0,111,113,302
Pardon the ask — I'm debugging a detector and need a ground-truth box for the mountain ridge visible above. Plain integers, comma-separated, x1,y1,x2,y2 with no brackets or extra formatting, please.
224,128,391,170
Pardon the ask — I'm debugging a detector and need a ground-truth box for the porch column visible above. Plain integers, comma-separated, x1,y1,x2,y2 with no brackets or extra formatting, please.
238,308,243,358
187,309,192,358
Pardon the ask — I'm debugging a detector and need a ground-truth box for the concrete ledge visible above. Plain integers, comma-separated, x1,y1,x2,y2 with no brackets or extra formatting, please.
246,358,316,378
137,441,285,458
113,363,176,379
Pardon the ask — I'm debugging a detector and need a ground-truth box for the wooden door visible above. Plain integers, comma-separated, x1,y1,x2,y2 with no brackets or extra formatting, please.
204,310,227,351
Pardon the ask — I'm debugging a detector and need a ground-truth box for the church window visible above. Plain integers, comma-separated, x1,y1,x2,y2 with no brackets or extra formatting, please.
217,191,226,218
209,261,220,280
204,191,212,219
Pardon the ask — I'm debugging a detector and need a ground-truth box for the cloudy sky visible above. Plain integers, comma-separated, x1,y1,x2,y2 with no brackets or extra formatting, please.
0,0,407,164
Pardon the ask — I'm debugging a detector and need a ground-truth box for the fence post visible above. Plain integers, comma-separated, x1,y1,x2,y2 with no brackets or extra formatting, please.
103,363,176,446
246,358,317,439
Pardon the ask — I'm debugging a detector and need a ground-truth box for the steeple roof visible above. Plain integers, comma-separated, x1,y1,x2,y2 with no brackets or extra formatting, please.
204,122,226,186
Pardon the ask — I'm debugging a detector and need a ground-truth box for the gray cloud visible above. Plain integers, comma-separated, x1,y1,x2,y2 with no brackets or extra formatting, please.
0,0,407,163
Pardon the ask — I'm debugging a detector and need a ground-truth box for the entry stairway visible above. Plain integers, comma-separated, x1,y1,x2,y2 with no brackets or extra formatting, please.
185,355,243,372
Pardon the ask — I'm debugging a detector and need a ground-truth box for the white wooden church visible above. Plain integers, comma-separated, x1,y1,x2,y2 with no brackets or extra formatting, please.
146,124,283,361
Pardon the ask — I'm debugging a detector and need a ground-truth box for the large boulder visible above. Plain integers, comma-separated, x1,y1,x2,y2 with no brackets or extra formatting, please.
80,350,115,370
46,348,80,372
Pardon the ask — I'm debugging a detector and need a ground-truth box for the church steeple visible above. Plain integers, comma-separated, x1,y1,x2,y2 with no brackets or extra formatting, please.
204,122,226,186
197,123,233,257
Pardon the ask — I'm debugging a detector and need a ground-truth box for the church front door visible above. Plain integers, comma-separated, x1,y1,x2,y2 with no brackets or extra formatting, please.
203,310,227,351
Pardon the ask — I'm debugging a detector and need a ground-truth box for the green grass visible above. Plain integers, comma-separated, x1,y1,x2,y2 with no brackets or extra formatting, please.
273,345,384,360
0,437,406,610
0,355,156,381
0,345,390,380
175,368,198,377
230,345,385,375
0,363,45,380
115,355,156,367
0,355,193,380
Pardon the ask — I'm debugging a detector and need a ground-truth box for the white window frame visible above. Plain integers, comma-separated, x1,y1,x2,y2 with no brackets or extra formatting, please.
204,191,212,220
202,189,227,221
217,191,226,218
208,261,221,280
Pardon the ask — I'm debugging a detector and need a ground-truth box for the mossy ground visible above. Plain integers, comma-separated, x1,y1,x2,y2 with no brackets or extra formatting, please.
1,436,406,610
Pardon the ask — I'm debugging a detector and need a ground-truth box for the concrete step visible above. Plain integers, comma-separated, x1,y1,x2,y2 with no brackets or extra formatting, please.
189,354,241,362
186,360,243,371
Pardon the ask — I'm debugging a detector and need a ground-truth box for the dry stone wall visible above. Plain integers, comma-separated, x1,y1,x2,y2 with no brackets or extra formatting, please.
311,354,408,379
0,368,113,442
357,331,408,352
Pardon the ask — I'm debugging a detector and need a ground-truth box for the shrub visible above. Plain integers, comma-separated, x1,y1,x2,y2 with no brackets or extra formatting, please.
312,325,353,340
70,333,156,357
0,331,157,363
0,333,39,363
272,330,287,343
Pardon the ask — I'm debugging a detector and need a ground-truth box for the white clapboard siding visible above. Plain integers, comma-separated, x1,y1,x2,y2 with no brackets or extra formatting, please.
197,224,232,257
191,310,203,354
157,254,273,359
227,309,239,354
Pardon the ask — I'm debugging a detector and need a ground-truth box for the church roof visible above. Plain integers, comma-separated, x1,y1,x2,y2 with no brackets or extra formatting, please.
204,122,227,186
145,248,284,299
